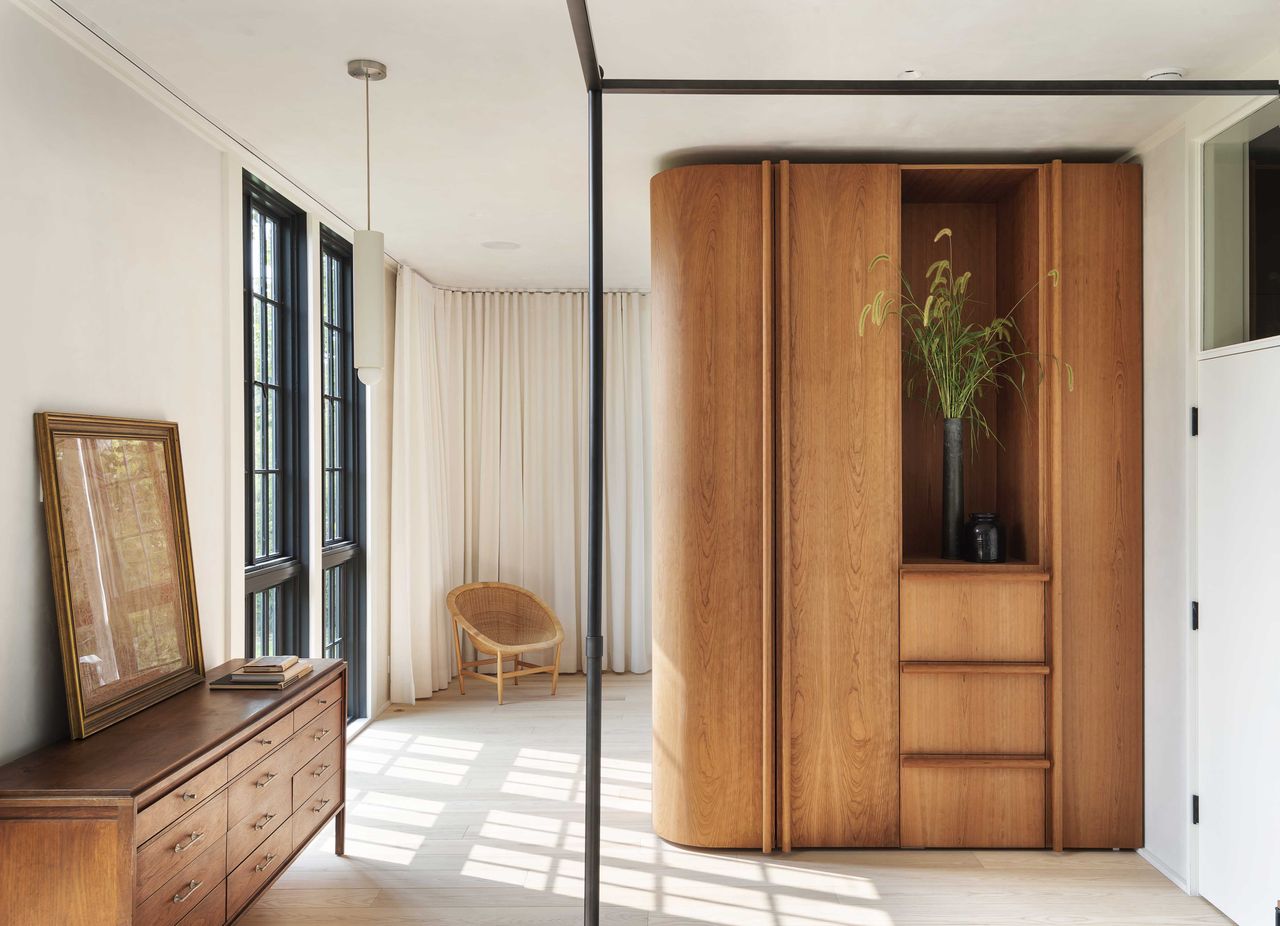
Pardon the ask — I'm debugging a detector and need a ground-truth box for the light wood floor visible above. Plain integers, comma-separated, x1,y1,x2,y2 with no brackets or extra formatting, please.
242,674,1231,926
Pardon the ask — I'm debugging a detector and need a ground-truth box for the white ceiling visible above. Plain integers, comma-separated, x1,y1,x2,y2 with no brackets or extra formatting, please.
61,0,1280,289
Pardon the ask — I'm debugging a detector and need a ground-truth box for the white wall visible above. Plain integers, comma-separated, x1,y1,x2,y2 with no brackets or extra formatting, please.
0,1,228,762
1129,45,1280,896
0,0,400,762
1134,124,1193,886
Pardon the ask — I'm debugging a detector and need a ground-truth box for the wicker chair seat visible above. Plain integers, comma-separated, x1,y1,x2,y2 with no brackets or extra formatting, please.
461,611,562,653
446,582,565,704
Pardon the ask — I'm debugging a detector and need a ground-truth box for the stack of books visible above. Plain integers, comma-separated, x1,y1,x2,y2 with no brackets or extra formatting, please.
209,655,314,690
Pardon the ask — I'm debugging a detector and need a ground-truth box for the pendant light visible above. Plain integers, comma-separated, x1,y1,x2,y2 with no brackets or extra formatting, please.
348,58,388,386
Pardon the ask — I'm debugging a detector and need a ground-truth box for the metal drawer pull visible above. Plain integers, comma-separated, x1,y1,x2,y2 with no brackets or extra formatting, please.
311,798,332,815
311,763,332,778
312,728,331,742
174,831,205,853
316,698,329,705
254,852,278,872
255,772,278,790
253,812,278,831
256,737,273,746
180,791,198,802
173,880,202,903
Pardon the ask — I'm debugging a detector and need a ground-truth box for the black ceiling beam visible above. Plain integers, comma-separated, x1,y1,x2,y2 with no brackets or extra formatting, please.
599,78,1280,96
566,0,601,91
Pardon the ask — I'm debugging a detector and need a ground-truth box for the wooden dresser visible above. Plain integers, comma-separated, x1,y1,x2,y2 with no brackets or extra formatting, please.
0,659,346,926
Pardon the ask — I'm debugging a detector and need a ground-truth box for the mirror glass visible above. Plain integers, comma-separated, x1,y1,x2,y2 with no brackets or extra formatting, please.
51,435,190,711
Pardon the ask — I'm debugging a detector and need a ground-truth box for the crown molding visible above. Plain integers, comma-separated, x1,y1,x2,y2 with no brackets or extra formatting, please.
10,0,369,242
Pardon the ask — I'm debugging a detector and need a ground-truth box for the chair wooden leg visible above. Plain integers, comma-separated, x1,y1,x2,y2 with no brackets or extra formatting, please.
512,655,519,686
551,643,562,696
496,659,505,705
453,621,466,695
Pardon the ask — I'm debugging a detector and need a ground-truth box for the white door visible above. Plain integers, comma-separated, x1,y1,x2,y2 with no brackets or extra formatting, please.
1198,344,1280,926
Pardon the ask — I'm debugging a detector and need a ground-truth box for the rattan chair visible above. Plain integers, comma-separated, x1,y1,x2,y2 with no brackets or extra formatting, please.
446,582,565,704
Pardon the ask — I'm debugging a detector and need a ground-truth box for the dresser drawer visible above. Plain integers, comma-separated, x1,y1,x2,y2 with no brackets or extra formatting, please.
227,818,292,918
226,769,293,871
288,701,343,773
134,835,225,926
900,576,1045,661
176,880,224,926
136,759,228,846
293,677,343,729
227,713,294,778
292,767,342,849
136,791,228,900
228,746,295,824
901,763,1046,848
901,670,1046,754
292,736,341,811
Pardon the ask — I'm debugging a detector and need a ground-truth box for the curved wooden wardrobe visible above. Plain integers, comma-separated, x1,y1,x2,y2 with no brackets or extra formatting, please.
651,160,1143,853
650,164,772,849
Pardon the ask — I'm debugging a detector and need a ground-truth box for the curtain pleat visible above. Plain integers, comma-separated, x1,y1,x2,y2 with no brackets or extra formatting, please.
388,269,652,701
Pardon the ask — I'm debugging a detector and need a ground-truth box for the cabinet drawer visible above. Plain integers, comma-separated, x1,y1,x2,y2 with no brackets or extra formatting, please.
288,701,343,773
900,576,1044,661
293,677,343,729
292,768,342,849
901,764,1046,848
226,769,293,871
227,713,294,779
176,880,224,926
227,819,292,918
136,791,228,900
228,745,295,824
136,758,228,846
134,835,225,926
292,736,341,811
901,671,1046,754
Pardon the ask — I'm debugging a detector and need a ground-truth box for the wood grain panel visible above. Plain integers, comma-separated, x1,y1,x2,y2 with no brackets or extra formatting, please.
901,203,999,558
901,766,1046,847
1053,162,1143,849
226,715,293,780
779,162,900,848
650,164,768,849
995,169,1047,563
901,672,1046,754
133,835,224,926
227,817,291,918
136,791,226,900
0,800,133,926
171,881,223,926
901,166,1041,203
900,575,1045,662
135,758,228,847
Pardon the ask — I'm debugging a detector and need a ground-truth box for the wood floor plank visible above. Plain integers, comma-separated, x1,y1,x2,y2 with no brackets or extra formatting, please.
240,675,1227,926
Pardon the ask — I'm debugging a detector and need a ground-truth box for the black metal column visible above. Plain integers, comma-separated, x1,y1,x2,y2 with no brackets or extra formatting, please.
584,83,604,926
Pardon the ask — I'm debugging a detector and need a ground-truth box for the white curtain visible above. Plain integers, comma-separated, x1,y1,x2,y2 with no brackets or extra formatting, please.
389,268,651,703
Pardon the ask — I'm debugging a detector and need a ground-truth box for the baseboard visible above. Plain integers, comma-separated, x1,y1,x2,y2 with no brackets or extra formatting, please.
1138,847,1191,894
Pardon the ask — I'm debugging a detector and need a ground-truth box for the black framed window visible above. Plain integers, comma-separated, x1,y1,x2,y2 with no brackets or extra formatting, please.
320,228,366,719
244,173,308,658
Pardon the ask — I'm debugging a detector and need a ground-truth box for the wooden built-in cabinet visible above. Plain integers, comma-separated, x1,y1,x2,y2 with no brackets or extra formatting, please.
651,160,1142,853
0,660,346,926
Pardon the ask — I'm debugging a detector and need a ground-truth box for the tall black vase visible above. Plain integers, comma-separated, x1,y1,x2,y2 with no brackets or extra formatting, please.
941,417,964,560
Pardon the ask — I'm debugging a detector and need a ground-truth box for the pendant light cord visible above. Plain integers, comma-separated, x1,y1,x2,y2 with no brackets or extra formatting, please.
364,74,372,231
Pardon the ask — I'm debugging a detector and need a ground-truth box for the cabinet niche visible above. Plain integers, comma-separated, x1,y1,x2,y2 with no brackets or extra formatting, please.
899,166,1046,565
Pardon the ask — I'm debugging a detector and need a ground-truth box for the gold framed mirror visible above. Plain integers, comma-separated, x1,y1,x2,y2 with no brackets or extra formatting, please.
35,413,204,738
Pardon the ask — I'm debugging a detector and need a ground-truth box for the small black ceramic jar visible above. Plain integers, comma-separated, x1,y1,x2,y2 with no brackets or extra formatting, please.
963,512,1005,563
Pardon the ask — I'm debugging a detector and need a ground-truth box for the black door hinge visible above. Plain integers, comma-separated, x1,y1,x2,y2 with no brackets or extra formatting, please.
1191,406,1199,436
1192,601,1199,631
1192,794,1200,824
